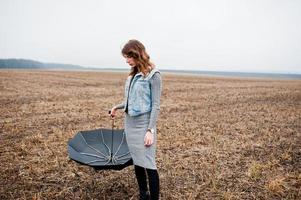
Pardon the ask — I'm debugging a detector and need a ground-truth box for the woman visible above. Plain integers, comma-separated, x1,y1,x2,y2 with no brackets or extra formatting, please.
110,39,162,200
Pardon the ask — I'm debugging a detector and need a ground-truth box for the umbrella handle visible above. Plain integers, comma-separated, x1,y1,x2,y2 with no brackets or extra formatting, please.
108,110,115,130
111,118,115,130
108,110,115,157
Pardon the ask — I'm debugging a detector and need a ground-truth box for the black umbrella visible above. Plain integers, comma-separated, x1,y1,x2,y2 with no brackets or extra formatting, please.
67,116,133,170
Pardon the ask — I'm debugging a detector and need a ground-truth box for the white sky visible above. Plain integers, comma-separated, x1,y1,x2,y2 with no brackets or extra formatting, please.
0,0,300,73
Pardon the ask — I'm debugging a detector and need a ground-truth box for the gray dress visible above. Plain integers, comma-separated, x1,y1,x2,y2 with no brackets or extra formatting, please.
114,72,162,170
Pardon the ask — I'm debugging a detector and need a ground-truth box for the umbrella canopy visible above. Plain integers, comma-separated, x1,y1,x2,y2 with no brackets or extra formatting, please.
67,127,133,170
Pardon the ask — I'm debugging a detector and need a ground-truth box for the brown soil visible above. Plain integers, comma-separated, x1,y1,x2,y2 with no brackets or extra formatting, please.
0,70,300,200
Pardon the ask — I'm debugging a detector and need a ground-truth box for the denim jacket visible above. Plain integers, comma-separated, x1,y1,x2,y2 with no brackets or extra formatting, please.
124,68,160,116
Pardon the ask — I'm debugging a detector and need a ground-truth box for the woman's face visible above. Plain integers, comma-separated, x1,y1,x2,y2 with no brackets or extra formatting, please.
124,55,136,67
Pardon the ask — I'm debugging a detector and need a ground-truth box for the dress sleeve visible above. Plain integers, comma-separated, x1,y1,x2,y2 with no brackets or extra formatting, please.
148,72,162,130
114,102,125,110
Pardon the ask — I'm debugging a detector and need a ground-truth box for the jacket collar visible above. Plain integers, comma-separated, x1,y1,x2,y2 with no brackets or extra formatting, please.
133,68,159,80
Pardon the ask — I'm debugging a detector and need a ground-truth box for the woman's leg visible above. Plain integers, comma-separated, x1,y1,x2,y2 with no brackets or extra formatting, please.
134,165,149,199
146,168,160,200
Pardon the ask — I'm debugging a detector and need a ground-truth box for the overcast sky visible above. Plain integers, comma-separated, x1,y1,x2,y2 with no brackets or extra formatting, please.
0,0,300,73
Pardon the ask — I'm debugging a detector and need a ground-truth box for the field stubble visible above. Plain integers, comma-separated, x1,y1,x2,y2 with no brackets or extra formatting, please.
0,70,300,200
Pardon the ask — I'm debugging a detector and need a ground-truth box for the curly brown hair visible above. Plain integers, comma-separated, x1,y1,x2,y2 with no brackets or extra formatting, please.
121,39,155,76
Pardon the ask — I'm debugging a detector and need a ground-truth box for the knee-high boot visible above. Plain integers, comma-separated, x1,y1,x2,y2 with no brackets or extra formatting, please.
134,165,150,200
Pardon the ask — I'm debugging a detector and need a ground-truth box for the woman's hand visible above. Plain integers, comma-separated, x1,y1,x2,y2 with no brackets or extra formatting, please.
109,107,117,119
144,131,154,147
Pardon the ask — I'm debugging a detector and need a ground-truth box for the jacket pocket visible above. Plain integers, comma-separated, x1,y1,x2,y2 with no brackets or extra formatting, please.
135,80,151,111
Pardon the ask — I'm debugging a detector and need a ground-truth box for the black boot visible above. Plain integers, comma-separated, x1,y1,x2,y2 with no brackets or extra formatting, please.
139,190,150,200
135,165,149,199
146,168,160,200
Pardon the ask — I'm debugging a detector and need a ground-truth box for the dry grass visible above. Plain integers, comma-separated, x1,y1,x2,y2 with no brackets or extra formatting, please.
266,177,286,196
0,69,300,200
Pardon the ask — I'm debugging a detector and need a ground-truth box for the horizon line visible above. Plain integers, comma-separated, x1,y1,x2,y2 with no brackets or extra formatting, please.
1,57,300,75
